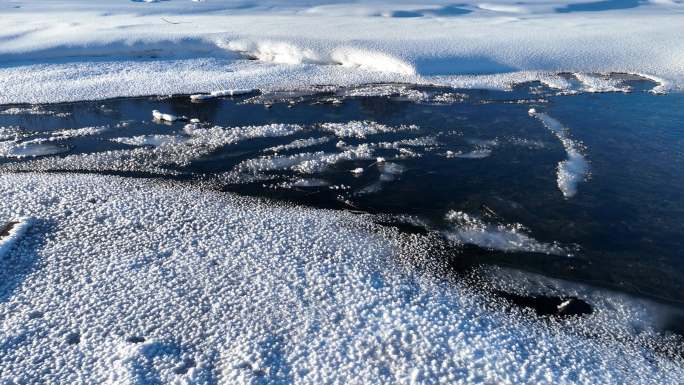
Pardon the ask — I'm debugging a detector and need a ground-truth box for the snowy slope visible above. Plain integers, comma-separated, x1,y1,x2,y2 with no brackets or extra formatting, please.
0,0,683,103
0,172,682,384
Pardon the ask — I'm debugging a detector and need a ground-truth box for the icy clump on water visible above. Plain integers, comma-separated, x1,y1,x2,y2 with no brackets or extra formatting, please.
264,136,332,153
0,173,682,384
0,139,69,159
111,135,187,147
320,121,418,139
444,210,572,256
529,108,590,198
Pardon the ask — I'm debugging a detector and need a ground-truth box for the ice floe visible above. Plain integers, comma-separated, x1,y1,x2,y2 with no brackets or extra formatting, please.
444,210,573,256
320,121,418,139
529,109,590,198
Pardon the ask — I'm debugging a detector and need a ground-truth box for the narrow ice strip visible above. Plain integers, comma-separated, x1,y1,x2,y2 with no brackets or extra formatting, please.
0,217,31,260
320,121,418,139
529,108,590,198
111,135,186,147
50,126,107,139
0,139,69,159
152,110,183,122
190,89,254,101
264,137,332,153
444,210,572,256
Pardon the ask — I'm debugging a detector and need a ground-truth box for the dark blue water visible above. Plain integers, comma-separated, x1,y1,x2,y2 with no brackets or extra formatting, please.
1,78,683,307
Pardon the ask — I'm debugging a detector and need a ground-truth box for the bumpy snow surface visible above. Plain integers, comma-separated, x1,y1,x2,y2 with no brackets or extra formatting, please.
1,0,683,103
1,173,683,384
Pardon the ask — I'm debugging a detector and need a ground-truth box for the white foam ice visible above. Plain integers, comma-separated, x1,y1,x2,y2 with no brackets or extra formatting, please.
111,135,186,147
320,121,418,139
529,109,590,198
152,109,182,122
447,148,493,159
444,210,572,256
1,173,682,384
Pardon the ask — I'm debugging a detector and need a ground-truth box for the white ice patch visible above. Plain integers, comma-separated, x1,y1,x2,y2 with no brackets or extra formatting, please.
49,126,107,139
320,121,418,139
190,89,254,101
152,110,183,122
0,139,69,159
264,136,331,153
111,135,186,147
529,109,590,198
0,173,681,384
444,210,572,256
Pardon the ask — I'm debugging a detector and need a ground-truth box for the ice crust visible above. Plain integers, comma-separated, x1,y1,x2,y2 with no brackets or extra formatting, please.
0,0,683,103
0,173,683,384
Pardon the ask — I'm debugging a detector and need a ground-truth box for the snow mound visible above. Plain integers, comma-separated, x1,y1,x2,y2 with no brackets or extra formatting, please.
0,173,682,384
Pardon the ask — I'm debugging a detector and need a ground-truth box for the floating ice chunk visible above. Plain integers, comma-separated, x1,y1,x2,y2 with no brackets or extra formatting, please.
320,121,418,139
211,89,253,97
351,167,364,175
447,148,493,159
376,157,386,163
152,109,182,122
111,135,186,147
292,178,330,187
529,110,590,198
444,211,571,256
264,136,331,153
0,217,31,260
51,126,107,139
574,73,631,93
0,139,69,158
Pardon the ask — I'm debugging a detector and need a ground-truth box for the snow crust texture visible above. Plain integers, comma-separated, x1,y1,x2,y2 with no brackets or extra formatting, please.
0,173,683,384
0,0,683,103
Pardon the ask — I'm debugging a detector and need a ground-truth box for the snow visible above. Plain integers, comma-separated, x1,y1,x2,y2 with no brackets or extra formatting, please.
529,109,590,198
1,172,682,384
0,0,682,103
